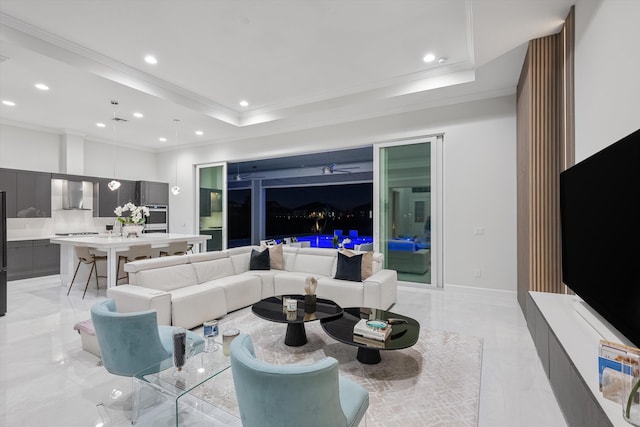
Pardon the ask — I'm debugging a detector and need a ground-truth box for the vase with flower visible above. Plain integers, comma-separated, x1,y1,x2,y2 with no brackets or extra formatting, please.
114,202,150,237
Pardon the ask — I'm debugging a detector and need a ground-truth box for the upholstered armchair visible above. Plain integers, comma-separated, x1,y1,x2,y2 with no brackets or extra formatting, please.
90,299,204,377
230,333,369,427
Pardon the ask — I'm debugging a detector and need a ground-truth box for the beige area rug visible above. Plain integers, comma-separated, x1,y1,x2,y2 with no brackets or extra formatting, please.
208,308,483,427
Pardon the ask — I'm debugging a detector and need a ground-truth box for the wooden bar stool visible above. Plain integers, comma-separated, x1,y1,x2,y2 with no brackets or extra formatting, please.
159,240,190,257
67,246,107,299
116,244,153,284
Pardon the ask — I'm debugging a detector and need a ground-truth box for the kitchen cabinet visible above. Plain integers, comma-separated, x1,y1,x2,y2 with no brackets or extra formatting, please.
136,181,169,206
7,239,60,280
201,228,222,251
199,188,222,217
97,178,136,217
0,169,51,218
0,170,17,217
33,240,60,277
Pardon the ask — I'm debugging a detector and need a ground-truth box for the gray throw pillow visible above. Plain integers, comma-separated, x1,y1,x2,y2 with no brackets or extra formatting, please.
250,248,270,270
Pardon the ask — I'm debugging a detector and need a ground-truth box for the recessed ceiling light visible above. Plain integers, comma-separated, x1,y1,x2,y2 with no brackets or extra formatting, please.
2,100,16,106
144,55,158,65
35,83,50,91
423,53,436,63
133,112,144,118
96,122,106,128
239,100,249,107
159,137,167,142
195,130,204,136
438,57,447,64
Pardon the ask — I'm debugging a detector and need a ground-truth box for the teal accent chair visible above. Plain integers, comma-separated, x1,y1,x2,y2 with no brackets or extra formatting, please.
230,334,369,427
90,299,204,377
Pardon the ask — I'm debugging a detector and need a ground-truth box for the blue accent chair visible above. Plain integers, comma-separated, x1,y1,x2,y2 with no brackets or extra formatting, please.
230,334,369,427
90,299,204,377
333,229,343,238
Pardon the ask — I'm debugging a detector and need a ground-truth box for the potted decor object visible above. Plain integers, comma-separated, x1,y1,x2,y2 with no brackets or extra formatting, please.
115,203,150,237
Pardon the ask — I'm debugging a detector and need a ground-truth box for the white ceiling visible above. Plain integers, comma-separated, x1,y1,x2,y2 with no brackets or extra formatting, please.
0,0,574,151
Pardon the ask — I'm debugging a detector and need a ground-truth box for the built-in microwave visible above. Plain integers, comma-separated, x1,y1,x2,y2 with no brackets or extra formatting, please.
144,205,168,232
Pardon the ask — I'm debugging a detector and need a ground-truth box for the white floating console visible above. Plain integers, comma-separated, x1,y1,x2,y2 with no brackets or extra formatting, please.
526,291,630,427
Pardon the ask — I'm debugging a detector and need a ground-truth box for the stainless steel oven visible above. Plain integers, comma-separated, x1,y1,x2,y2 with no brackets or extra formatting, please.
144,205,168,233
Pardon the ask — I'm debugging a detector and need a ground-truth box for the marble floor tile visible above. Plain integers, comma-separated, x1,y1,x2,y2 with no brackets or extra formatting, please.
0,276,567,427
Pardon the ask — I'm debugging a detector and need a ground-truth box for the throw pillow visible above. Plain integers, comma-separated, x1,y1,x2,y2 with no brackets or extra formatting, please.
343,249,374,280
335,251,363,282
261,243,284,270
249,248,270,270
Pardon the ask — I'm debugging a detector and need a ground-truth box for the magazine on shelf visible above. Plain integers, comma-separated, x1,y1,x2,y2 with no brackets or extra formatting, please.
353,318,391,342
598,339,640,403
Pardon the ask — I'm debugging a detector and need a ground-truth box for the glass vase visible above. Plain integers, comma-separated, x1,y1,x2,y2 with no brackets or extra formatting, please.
623,362,640,426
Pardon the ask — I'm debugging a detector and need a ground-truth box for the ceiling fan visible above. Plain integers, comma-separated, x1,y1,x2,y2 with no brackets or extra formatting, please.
321,163,360,175
233,165,265,181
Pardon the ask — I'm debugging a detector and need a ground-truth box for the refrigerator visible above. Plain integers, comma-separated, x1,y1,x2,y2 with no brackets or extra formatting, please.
1,191,6,316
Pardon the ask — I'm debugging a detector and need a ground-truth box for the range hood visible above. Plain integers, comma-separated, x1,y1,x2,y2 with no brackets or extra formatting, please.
62,180,91,210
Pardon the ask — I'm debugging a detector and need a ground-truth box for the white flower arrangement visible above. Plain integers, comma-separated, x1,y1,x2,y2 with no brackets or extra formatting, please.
114,202,150,225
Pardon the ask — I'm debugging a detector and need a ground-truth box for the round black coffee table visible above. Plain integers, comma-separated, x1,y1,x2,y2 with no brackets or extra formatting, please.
251,295,343,347
321,307,420,364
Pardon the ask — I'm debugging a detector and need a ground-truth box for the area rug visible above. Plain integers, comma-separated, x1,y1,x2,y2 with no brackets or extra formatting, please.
207,308,483,427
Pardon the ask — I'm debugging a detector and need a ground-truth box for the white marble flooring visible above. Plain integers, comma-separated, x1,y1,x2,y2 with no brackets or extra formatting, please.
0,276,567,427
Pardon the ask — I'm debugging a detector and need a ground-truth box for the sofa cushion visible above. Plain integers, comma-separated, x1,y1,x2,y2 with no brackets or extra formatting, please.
229,247,254,274
317,277,365,308
208,275,263,312
170,283,228,329
250,248,270,270
134,263,198,292
192,257,235,283
335,251,362,282
342,249,374,280
293,248,337,276
261,243,284,270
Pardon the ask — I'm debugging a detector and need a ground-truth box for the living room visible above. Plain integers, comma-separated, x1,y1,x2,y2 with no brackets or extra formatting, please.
1,1,639,426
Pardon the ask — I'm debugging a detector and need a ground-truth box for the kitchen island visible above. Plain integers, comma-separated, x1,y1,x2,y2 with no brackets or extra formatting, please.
50,233,210,288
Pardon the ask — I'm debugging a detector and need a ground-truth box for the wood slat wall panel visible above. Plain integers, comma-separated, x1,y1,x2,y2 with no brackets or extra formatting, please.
517,7,574,312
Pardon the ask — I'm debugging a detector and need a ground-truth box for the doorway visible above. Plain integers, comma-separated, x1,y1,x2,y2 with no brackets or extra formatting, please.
374,136,442,287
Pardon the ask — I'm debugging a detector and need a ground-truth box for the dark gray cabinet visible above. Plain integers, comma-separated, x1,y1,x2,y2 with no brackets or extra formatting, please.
97,178,136,217
33,240,60,276
7,239,60,280
137,181,169,206
0,170,17,217
0,169,51,218
7,241,33,280
201,229,222,251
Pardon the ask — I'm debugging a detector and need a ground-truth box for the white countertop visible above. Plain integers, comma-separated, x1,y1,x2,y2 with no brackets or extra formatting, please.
49,232,210,248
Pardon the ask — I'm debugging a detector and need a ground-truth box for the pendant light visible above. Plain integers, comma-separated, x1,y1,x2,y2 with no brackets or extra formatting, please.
171,119,181,195
107,100,121,191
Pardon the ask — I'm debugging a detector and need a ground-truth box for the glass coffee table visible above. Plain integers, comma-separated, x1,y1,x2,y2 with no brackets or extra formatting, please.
132,349,240,426
321,307,420,364
251,295,343,346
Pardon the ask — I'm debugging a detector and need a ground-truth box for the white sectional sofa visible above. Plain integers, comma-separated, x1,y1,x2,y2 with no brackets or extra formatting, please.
106,245,397,329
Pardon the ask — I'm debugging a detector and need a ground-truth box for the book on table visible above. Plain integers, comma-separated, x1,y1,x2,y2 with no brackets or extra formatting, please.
353,334,387,348
353,318,392,342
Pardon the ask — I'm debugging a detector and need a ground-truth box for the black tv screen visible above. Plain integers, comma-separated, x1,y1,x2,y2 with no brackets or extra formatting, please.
560,128,640,347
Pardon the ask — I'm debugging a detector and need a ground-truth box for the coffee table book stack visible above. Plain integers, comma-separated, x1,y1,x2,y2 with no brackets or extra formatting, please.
353,319,391,348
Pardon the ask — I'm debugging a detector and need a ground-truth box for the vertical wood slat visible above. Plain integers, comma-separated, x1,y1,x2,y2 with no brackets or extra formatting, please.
516,6,575,312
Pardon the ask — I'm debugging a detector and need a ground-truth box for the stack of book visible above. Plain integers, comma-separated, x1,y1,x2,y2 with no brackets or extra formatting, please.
353,319,391,348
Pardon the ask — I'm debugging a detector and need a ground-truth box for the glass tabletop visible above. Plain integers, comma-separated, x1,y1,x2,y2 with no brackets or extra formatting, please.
132,347,237,426
251,294,343,324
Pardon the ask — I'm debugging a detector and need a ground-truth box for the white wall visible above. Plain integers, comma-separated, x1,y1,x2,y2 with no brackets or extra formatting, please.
160,95,517,291
0,124,158,180
575,0,640,161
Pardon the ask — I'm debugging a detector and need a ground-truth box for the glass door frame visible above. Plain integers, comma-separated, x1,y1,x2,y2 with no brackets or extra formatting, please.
195,162,228,250
373,135,444,288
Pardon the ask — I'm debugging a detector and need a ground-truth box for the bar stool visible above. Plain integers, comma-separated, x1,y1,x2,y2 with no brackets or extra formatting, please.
116,244,153,284
67,246,107,299
159,240,190,257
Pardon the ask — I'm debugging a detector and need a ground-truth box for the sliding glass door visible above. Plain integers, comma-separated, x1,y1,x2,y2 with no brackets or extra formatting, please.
374,137,442,287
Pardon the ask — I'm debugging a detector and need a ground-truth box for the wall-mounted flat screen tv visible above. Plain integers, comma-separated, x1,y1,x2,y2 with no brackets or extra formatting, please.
560,128,640,347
